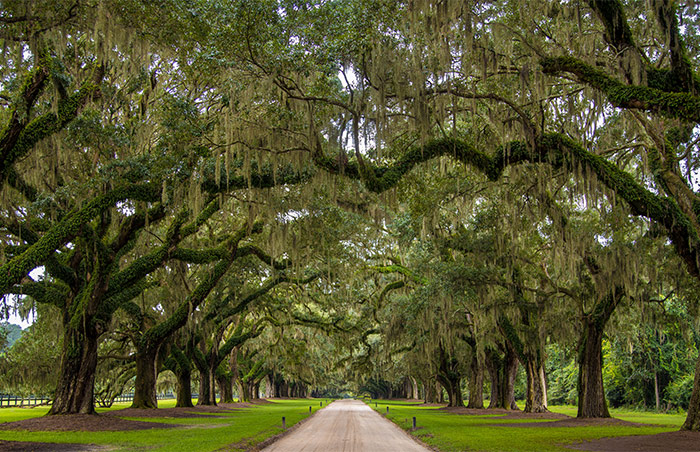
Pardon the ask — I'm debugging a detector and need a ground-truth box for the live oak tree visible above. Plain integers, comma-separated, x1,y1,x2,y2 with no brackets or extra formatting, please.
258,0,700,426
6,0,700,431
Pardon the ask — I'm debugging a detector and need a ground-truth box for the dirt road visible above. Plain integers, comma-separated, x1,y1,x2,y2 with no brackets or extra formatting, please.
261,399,431,452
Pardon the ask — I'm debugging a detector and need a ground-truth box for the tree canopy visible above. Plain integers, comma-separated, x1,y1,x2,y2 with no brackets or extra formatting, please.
1,0,700,433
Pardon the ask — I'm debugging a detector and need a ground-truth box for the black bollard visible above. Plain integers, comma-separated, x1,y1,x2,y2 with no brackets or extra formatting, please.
386,406,389,414
413,416,416,430
309,406,312,413
282,416,286,429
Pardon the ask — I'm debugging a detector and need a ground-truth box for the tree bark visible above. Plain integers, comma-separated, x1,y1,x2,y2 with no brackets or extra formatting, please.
485,349,500,409
437,373,464,407
577,317,610,418
409,376,420,400
131,345,160,409
485,346,518,410
467,352,484,409
524,355,548,413
237,379,251,402
175,367,194,408
197,365,217,406
502,347,519,410
49,324,99,415
682,350,700,430
217,374,234,403
423,379,438,403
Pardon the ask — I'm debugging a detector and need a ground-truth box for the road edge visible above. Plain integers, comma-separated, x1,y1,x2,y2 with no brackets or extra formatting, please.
245,400,331,452
362,400,441,452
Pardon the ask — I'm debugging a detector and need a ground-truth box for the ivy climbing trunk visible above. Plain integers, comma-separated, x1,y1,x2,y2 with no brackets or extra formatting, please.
49,323,99,415
131,345,160,409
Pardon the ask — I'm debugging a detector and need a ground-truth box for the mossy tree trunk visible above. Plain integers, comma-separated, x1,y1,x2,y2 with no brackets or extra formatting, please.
237,379,251,402
437,374,464,407
467,351,484,409
486,344,519,410
217,374,234,403
175,368,194,408
164,344,194,408
436,345,464,407
193,347,217,406
131,344,161,409
49,322,99,415
423,378,438,403
501,347,519,410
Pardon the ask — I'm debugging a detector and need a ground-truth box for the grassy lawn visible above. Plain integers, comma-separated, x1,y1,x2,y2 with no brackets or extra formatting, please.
369,400,684,452
0,398,327,451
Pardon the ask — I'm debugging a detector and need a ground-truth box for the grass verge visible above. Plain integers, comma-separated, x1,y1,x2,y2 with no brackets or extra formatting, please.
0,398,328,451
369,400,683,452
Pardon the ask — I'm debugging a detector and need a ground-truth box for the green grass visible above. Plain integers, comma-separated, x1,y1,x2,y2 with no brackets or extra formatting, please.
369,400,683,452
0,398,327,451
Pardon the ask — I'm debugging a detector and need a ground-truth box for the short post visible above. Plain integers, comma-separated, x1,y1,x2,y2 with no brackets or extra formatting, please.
309,406,312,413
386,406,389,414
375,402,377,408
282,416,286,429
412,416,417,430
320,401,322,407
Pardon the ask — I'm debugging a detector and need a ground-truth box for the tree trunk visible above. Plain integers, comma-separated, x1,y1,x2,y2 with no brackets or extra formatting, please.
682,350,700,430
485,346,518,410
197,366,216,406
175,368,194,408
485,350,500,409
131,345,160,409
424,379,437,403
237,379,251,402
265,374,275,398
49,324,98,415
467,352,484,409
654,371,660,412
437,374,464,407
409,376,419,400
217,374,234,403
500,347,519,410
577,318,610,418
524,355,548,413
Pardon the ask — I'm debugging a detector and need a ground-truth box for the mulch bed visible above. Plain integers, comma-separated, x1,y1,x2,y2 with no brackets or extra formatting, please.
0,402,261,433
0,440,109,451
103,402,253,419
439,406,570,420
438,406,700,451
0,413,180,432
568,430,700,452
